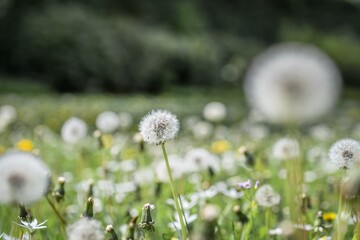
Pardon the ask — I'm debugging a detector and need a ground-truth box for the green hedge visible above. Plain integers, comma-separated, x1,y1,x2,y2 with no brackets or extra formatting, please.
11,4,261,93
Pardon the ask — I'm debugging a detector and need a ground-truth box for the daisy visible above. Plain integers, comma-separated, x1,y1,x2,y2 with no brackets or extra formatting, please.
0,151,51,205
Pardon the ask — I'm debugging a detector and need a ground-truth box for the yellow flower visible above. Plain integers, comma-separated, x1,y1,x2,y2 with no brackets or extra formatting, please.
211,140,231,154
0,145,5,154
322,212,336,222
16,139,34,152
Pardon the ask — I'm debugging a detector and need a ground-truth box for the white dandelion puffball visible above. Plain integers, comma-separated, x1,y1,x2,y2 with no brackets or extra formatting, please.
328,138,360,169
61,117,87,144
67,218,105,240
244,43,342,125
272,137,300,160
255,184,281,207
118,112,133,130
184,148,220,173
0,105,17,133
139,109,180,145
96,111,120,133
0,151,51,205
203,102,227,122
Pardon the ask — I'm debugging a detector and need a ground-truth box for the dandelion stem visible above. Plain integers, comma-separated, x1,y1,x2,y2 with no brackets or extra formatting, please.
46,195,67,228
161,143,187,240
337,180,344,240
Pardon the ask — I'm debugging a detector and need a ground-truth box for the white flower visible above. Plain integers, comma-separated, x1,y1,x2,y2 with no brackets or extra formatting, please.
168,210,198,231
0,233,29,240
0,151,51,205
67,218,105,240
203,102,227,122
61,117,87,144
13,219,47,233
244,43,342,125
273,137,300,160
255,184,280,207
328,138,360,169
96,111,120,133
139,109,180,145
184,148,219,173
118,112,133,130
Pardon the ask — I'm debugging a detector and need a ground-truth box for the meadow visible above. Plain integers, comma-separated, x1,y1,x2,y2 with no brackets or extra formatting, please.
0,85,359,240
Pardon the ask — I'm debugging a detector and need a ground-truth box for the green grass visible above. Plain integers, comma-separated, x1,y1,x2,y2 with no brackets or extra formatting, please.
0,87,359,239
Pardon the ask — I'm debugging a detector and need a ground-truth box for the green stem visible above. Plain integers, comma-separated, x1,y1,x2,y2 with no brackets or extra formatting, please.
337,182,343,240
265,207,271,237
46,195,67,228
161,143,187,240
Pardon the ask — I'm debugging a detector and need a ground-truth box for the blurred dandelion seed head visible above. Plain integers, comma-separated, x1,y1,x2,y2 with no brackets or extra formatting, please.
96,111,120,133
67,218,105,240
203,102,227,122
244,43,342,125
272,137,300,160
139,109,180,145
61,117,87,144
255,184,281,207
328,138,360,169
0,151,51,205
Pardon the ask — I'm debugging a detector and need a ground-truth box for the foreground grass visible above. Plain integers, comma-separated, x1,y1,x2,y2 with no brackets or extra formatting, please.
0,87,359,239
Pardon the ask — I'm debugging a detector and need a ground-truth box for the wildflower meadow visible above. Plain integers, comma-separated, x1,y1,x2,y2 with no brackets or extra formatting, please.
0,43,360,240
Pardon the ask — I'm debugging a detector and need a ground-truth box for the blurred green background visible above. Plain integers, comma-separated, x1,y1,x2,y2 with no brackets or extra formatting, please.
0,0,359,93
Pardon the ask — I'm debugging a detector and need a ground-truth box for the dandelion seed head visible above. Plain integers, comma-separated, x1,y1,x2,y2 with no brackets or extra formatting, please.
201,204,220,222
96,111,120,133
244,43,342,125
0,151,51,205
139,109,180,145
184,148,219,173
61,117,87,144
273,137,300,160
329,138,360,169
203,102,227,122
255,184,281,207
67,218,105,240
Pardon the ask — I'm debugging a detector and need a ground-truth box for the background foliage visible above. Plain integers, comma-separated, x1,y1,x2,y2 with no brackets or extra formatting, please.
0,0,360,92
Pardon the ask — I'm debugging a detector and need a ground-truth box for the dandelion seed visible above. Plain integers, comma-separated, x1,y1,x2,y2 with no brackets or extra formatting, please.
255,184,281,207
139,109,180,145
61,117,87,144
244,43,342,125
0,151,51,205
328,138,360,169
96,111,120,133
